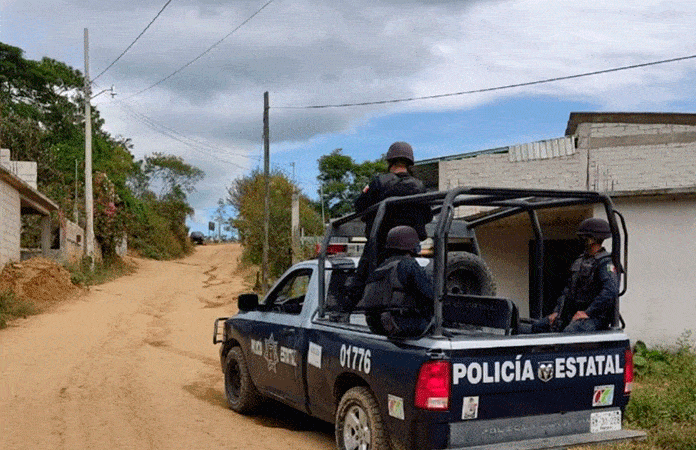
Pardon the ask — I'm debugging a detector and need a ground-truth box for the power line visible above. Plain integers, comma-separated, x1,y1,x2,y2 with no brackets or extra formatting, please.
127,0,274,99
274,53,696,110
116,102,257,170
92,0,174,83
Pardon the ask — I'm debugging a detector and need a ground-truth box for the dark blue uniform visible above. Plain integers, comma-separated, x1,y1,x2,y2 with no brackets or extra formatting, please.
355,172,432,243
534,249,619,333
351,172,433,303
355,254,434,337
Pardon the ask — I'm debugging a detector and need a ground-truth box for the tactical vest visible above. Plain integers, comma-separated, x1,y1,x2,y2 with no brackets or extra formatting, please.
356,256,417,312
558,250,612,326
378,172,423,198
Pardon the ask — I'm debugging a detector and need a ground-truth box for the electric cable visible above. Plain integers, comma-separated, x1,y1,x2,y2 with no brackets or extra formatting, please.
274,53,696,109
92,0,174,83
126,0,274,99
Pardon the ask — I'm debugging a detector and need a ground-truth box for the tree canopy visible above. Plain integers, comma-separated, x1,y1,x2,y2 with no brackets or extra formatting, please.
0,42,203,260
317,148,387,219
226,169,323,279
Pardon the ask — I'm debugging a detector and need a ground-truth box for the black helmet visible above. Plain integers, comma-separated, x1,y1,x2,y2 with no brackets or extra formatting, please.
386,141,414,166
385,226,420,253
577,218,611,240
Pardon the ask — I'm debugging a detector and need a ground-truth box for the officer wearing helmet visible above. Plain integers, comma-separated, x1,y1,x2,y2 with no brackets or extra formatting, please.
351,142,433,300
532,218,619,333
354,226,435,337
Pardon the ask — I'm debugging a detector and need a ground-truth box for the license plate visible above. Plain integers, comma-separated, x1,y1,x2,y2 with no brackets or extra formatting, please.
590,410,622,433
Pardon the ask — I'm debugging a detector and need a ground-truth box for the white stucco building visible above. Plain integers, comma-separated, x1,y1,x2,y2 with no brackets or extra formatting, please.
414,112,696,347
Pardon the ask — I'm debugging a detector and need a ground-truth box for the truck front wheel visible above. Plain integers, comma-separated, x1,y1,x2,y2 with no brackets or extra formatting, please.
335,386,389,450
224,346,261,413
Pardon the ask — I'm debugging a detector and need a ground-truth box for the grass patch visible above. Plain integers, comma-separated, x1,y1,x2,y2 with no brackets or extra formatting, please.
65,256,136,287
589,333,696,450
0,290,38,329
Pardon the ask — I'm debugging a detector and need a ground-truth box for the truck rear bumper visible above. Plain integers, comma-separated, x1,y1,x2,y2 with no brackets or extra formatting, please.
447,408,646,449
453,429,646,449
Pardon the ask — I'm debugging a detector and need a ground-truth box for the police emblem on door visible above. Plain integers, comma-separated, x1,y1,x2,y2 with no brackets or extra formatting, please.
537,361,554,382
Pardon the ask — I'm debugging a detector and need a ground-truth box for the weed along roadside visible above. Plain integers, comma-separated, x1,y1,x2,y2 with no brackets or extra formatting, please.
0,256,134,329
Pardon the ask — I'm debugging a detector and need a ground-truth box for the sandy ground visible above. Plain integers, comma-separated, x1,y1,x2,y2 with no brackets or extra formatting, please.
0,243,334,450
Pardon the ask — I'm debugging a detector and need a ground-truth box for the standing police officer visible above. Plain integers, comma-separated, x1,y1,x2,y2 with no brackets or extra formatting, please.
355,141,432,244
533,218,619,333
355,226,435,337
350,142,433,303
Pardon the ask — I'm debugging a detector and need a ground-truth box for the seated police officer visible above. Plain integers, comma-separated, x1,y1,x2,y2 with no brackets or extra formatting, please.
532,218,619,333
354,226,435,338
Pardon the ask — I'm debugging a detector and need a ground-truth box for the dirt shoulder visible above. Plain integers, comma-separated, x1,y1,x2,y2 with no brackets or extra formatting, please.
0,243,333,450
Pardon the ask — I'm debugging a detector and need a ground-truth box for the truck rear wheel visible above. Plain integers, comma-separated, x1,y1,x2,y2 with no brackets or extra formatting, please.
335,386,389,450
224,346,261,413
446,251,496,296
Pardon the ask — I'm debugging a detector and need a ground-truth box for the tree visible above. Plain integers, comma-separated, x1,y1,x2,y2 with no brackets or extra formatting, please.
1,42,206,261
143,152,204,198
317,149,387,219
227,170,323,279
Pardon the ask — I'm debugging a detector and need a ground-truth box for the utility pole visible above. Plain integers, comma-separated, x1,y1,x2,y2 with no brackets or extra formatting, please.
262,92,270,293
84,28,95,269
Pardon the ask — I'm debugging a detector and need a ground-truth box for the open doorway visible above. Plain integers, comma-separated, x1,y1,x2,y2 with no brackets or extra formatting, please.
529,239,584,318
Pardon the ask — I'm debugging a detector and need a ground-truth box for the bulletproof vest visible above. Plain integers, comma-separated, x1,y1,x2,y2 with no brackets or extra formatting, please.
366,173,429,242
559,250,611,323
378,172,423,199
355,256,416,311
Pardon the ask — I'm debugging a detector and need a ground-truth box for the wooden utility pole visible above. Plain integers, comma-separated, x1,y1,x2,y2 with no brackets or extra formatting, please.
84,28,95,269
262,92,270,293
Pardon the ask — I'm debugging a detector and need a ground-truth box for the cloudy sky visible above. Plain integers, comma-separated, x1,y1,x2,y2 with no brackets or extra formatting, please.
3,0,696,234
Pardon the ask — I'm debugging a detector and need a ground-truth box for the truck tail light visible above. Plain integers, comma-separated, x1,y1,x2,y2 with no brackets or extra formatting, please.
415,360,451,410
624,347,634,394
316,243,348,255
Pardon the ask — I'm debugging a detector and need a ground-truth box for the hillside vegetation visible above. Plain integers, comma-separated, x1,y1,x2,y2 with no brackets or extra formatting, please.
1,42,202,261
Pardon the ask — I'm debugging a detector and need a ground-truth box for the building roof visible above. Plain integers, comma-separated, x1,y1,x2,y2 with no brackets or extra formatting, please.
0,164,59,216
565,112,696,136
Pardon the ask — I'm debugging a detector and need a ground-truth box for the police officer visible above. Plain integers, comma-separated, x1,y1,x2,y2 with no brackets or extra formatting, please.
354,141,432,243
350,142,433,302
533,218,619,333
355,226,435,337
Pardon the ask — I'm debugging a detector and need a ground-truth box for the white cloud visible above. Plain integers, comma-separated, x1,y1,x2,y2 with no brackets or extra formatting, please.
3,0,696,220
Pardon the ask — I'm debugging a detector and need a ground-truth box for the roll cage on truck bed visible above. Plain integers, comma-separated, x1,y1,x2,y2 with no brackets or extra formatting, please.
318,186,630,331
214,187,646,450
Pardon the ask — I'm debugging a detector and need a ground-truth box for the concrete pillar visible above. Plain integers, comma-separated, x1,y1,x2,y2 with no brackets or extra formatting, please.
41,215,51,257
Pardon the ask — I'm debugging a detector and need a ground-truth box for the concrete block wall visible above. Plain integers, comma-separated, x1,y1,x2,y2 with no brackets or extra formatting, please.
60,219,85,264
0,178,21,267
0,148,38,189
581,123,696,192
439,148,586,191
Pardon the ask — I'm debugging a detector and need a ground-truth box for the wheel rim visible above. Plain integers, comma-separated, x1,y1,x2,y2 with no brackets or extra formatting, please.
342,404,371,450
447,269,478,295
226,358,241,401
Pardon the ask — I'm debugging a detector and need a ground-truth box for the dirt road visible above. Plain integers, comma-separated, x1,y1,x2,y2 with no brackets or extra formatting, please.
1,244,334,450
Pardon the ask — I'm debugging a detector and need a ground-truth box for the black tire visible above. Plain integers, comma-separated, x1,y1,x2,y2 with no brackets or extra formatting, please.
224,346,262,413
446,252,496,296
335,387,389,450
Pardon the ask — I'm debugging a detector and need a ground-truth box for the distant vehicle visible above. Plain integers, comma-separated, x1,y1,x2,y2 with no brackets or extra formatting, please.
190,231,205,245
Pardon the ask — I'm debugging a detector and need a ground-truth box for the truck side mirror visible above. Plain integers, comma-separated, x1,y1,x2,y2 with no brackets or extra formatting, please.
238,293,259,312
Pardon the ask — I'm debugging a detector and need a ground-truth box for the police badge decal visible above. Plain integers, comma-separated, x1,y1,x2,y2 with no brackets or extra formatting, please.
537,361,554,382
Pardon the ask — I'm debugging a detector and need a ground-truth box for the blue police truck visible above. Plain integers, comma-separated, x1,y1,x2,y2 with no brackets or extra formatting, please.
213,187,646,450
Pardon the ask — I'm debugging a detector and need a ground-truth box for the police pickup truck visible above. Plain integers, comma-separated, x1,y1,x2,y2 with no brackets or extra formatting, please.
213,187,646,450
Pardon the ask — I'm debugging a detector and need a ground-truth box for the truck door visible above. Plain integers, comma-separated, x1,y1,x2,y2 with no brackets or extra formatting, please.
247,268,313,410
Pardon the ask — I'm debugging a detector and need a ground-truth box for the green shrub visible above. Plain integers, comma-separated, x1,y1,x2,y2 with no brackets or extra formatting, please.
64,256,134,287
0,290,37,329
620,333,696,449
